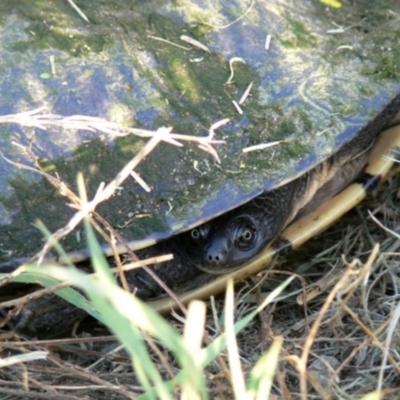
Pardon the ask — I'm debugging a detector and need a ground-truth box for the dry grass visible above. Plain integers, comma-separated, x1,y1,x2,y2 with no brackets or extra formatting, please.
244,170,400,399
2,174,400,399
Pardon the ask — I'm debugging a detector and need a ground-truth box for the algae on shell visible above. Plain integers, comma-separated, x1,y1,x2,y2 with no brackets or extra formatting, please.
0,0,399,261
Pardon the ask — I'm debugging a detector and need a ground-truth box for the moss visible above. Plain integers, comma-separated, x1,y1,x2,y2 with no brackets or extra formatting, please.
295,109,313,133
277,118,297,138
328,97,360,116
283,140,310,159
316,0,400,81
363,54,400,80
280,17,318,48
133,13,260,131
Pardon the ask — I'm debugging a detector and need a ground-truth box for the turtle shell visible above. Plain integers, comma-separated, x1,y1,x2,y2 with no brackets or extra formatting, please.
0,0,400,262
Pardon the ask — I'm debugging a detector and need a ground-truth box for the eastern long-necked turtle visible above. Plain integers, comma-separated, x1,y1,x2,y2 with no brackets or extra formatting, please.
1,0,400,335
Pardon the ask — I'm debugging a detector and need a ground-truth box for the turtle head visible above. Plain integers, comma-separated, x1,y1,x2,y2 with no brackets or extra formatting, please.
182,203,284,274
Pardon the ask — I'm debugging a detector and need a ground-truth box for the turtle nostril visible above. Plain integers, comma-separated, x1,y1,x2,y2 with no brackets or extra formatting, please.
207,253,222,263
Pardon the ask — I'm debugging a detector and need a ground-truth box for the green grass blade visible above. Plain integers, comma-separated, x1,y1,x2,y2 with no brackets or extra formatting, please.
202,276,294,367
247,337,283,400
225,280,247,399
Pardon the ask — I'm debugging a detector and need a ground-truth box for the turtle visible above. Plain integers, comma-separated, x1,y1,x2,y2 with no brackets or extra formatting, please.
1,0,400,336
3,119,400,336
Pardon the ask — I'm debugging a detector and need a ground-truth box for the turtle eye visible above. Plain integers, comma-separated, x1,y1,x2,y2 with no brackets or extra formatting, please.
234,221,257,249
191,229,201,240
188,224,209,243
